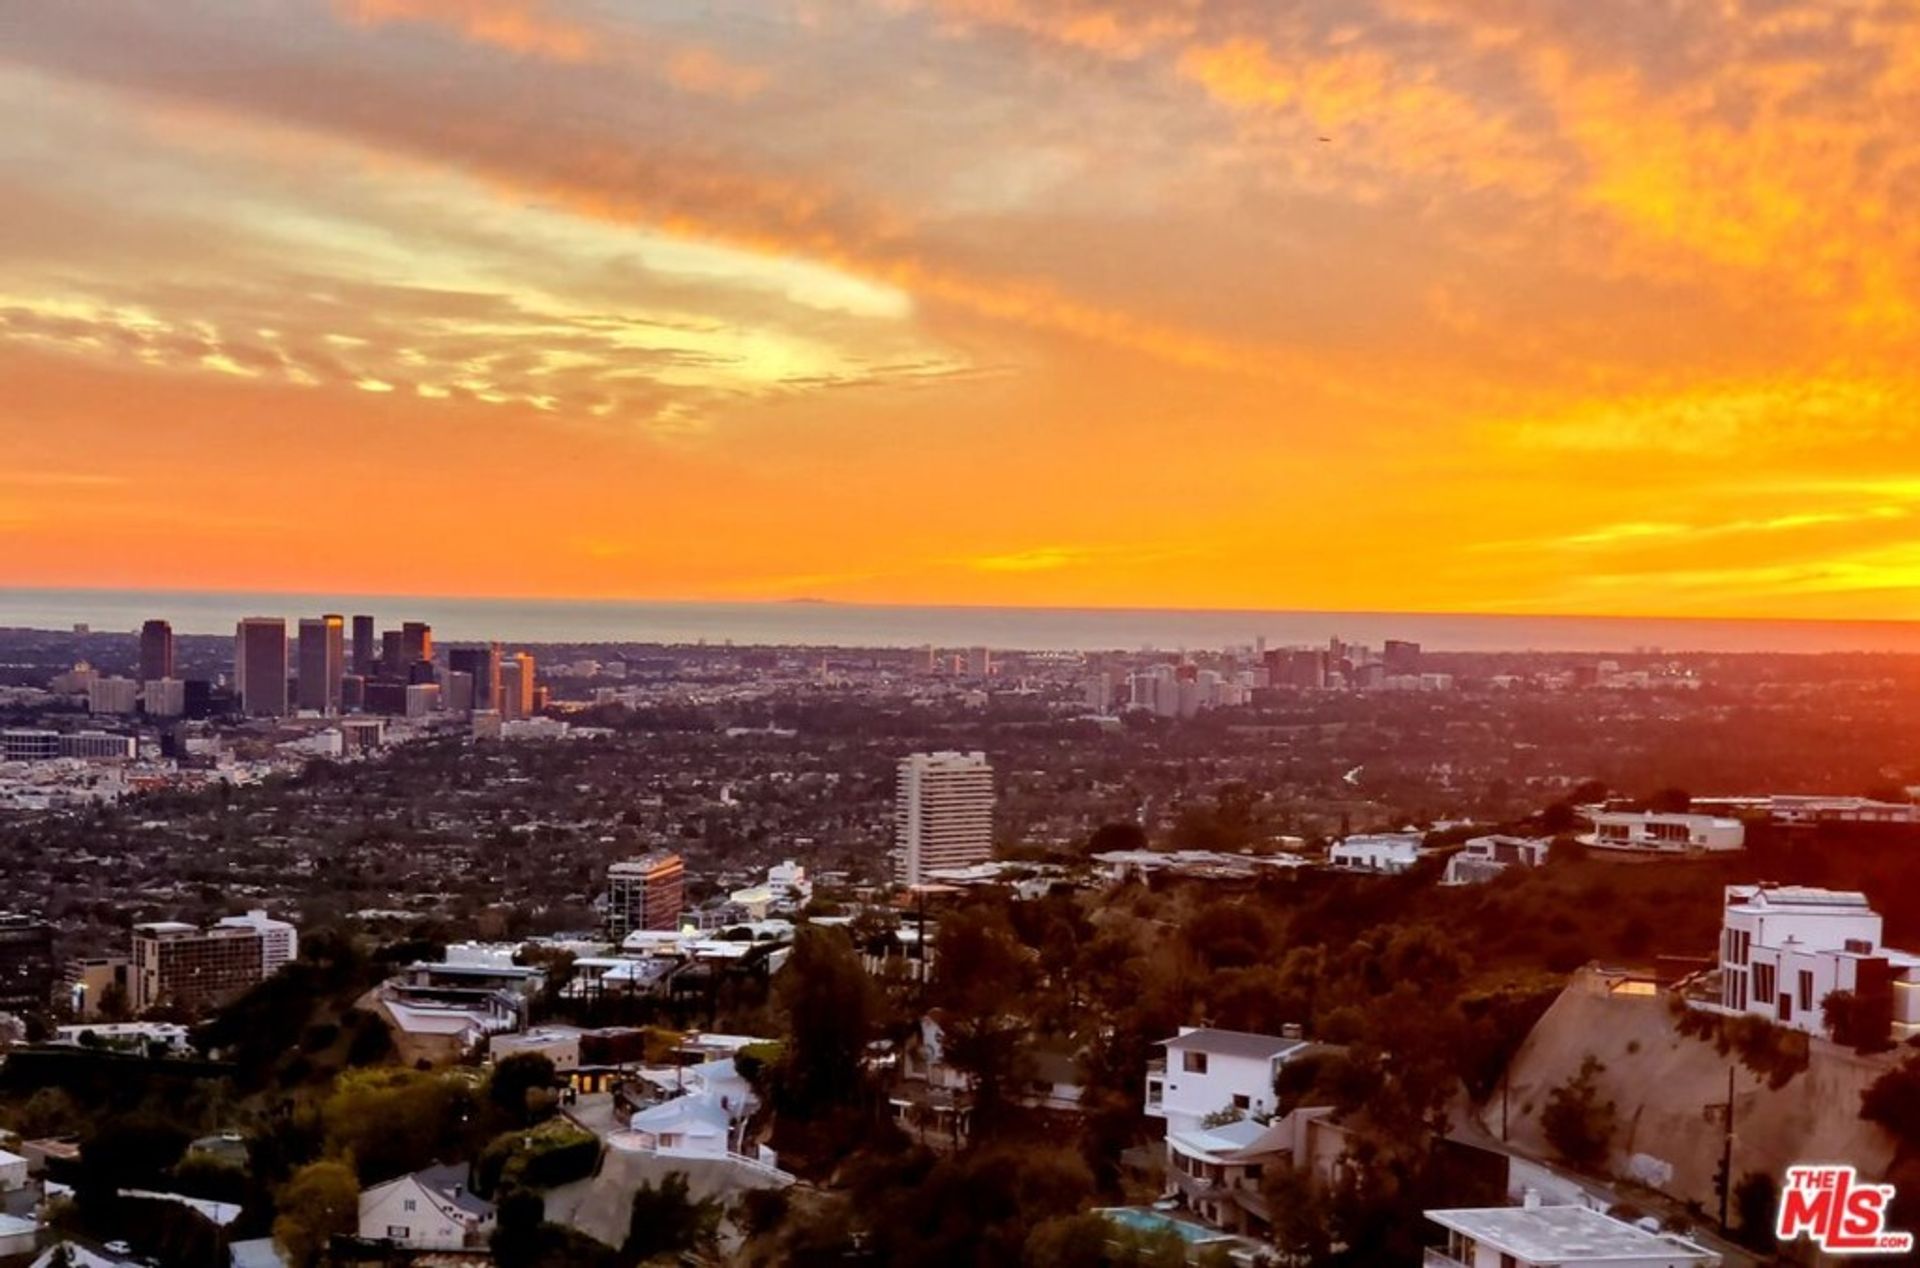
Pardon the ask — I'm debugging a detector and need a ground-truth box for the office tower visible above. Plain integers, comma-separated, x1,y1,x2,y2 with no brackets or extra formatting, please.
404,683,441,717
917,645,938,675
605,852,686,939
380,629,404,675
402,621,432,665
340,674,365,713
183,679,213,719
143,678,186,718
351,615,377,676
235,618,290,717
0,913,56,1016
214,910,299,976
499,653,535,719
970,647,993,677
87,676,139,715
1084,672,1115,713
297,614,346,713
131,921,265,1014
448,645,500,710
66,956,132,1020
894,750,995,885
1383,639,1422,677
362,680,409,715
139,619,174,682
444,670,474,714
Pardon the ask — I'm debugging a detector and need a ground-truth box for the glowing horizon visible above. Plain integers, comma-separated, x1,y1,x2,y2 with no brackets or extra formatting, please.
6,1,1920,621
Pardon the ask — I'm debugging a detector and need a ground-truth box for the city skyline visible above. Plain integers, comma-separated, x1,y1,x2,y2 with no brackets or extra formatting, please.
5,3,1920,620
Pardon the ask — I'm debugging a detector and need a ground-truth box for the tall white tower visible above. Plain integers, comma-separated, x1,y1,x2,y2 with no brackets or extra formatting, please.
895,750,995,885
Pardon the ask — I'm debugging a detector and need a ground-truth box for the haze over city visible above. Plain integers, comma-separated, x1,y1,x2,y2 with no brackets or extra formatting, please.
6,1,1920,620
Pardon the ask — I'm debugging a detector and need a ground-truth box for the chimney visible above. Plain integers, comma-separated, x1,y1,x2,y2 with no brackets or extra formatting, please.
1521,1187,1541,1210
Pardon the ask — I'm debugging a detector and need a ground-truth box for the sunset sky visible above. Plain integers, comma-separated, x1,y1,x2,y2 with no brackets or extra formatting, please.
5,0,1919,618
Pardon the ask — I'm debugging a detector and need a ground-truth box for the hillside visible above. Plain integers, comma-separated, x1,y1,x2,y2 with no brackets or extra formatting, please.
1481,969,1902,1208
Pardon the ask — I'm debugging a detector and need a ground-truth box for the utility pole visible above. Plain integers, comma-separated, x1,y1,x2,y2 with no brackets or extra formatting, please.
1501,1068,1510,1143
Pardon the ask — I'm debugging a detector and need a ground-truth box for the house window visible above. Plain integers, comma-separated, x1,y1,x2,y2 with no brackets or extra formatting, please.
1799,970,1814,1014
1232,1093,1250,1110
387,1226,411,1240
1183,1051,1208,1075
1147,1081,1162,1106
403,1199,417,1212
1754,963,1776,1010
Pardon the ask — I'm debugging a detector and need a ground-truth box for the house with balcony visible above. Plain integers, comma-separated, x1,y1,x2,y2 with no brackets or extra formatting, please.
1423,1203,1712,1268
1581,811,1744,856
1718,883,1920,1039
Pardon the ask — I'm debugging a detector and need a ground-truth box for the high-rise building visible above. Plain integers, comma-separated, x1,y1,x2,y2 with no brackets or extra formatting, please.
894,750,995,885
139,619,174,682
0,913,56,1017
363,680,409,716
351,615,377,676
402,621,433,665
297,614,346,713
970,647,993,678
131,921,265,1015
443,670,474,714
498,653,536,719
404,683,441,717
448,645,501,711
213,910,299,977
380,629,404,675
235,618,289,717
142,677,186,718
88,676,139,715
605,852,685,939
1383,639,1422,677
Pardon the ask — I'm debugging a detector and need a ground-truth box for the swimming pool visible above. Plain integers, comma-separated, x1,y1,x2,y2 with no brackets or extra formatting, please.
1097,1206,1232,1245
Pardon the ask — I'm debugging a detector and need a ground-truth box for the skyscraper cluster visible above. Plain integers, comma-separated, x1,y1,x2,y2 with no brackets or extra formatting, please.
209,612,539,721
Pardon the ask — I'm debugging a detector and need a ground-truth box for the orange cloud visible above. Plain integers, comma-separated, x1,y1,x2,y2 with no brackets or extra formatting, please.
334,0,595,62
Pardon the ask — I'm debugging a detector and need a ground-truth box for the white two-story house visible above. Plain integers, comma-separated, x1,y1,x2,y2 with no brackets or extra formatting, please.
1146,1027,1309,1133
358,1164,494,1251
1719,883,1920,1038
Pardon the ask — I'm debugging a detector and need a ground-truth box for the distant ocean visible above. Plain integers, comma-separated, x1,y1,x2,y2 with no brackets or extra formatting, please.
2,589,1918,654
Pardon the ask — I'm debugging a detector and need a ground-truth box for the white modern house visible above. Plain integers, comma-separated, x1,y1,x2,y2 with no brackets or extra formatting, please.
1146,1027,1309,1134
1582,811,1744,855
1442,835,1549,886
357,1164,494,1251
1424,1204,1712,1267
1329,832,1427,874
1719,883,1920,1038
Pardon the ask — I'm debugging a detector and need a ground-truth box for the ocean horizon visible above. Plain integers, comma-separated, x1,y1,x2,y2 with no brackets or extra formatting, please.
2,587,1919,654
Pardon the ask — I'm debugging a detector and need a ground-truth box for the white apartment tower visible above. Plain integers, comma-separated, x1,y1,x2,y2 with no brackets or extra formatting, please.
895,750,995,885
215,909,300,976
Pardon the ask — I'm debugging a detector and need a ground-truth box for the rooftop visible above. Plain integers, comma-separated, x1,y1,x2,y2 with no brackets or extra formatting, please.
1161,1027,1307,1061
1426,1205,1712,1263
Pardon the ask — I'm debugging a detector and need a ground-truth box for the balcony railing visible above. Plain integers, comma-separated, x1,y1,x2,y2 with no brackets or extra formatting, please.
1423,1248,1470,1268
